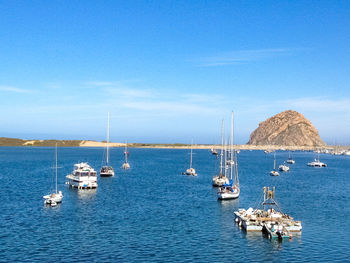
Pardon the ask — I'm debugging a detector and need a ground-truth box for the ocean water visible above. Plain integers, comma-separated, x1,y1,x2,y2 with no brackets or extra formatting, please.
0,147,349,262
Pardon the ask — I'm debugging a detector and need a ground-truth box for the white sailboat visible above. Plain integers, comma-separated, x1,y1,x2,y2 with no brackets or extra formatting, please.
270,152,280,176
307,151,327,167
122,141,130,169
43,144,63,206
278,162,290,172
218,111,240,200
286,151,295,164
212,120,230,187
100,112,115,177
184,139,197,176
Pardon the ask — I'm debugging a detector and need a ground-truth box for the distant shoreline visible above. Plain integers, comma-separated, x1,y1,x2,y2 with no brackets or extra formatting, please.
0,137,348,151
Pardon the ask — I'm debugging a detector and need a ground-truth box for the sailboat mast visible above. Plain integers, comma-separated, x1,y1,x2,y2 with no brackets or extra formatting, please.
125,141,128,163
220,119,224,175
224,140,227,178
55,143,58,194
230,111,234,180
107,112,110,165
273,152,276,170
190,139,193,169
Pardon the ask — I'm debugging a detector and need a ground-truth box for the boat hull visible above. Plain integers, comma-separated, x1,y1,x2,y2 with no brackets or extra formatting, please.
43,192,63,205
218,191,239,200
100,172,115,177
122,162,130,169
66,175,98,189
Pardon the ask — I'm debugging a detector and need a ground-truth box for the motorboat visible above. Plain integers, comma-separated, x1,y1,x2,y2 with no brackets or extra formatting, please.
66,162,98,189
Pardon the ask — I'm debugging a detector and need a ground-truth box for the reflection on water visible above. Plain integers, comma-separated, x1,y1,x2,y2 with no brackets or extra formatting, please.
76,189,97,200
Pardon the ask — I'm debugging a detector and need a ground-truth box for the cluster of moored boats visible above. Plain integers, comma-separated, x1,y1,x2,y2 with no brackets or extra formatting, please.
42,111,305,242
43,112,130,206
234,187,302,240
268,150,327,177
185,112,240,200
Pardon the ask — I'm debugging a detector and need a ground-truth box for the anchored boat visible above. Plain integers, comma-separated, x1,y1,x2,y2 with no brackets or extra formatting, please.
122,141,130,169
270,152,280,176
183,139,197,176
66,162,98,189
286,151,295,164
100,112,115,177
218,111,240,200
234,187,302,240
307,152,326,167
212,119,230,186
43,144,63,206
278,163,290,172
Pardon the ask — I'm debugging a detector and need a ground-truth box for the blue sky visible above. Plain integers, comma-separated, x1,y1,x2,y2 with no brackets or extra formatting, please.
1,1,350,144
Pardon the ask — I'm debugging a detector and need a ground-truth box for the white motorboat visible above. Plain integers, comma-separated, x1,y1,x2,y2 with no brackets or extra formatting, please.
43,144,63,206
100,112,115,177
122,141,130,169
66,162,98,189
184,140,197,176
212,119,229,186
270,152,279,176
218,111,240,200
278,164,290,172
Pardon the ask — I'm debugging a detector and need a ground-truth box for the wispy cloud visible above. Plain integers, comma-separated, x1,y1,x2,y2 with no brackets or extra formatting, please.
282,97,350,113
198,48,294,67
0,85,31,93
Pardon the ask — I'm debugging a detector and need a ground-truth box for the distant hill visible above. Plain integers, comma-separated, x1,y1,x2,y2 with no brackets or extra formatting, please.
0,137,82,147
247,110,326,146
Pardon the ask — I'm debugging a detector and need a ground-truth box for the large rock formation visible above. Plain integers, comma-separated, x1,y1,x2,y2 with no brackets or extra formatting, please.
248,110,326,146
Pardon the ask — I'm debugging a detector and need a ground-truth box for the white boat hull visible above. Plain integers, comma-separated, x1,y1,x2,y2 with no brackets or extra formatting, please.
122,162,130,169
307,161,326,167
66,175,98,189
270,171,280,176
218,190,239,200
278,165,290,172
43,191,63,205
185,168,197,176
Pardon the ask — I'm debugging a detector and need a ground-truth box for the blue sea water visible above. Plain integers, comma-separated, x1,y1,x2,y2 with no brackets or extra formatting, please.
0,147,349,262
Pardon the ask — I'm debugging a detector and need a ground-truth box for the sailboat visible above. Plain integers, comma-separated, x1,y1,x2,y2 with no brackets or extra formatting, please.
218,111,240,200
270,152,280,176
183,139,197,176
100,112,115,177
212,119,230,186
286,151,295,164
307,151,327,167
43,143,63,206
122,141,130,169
